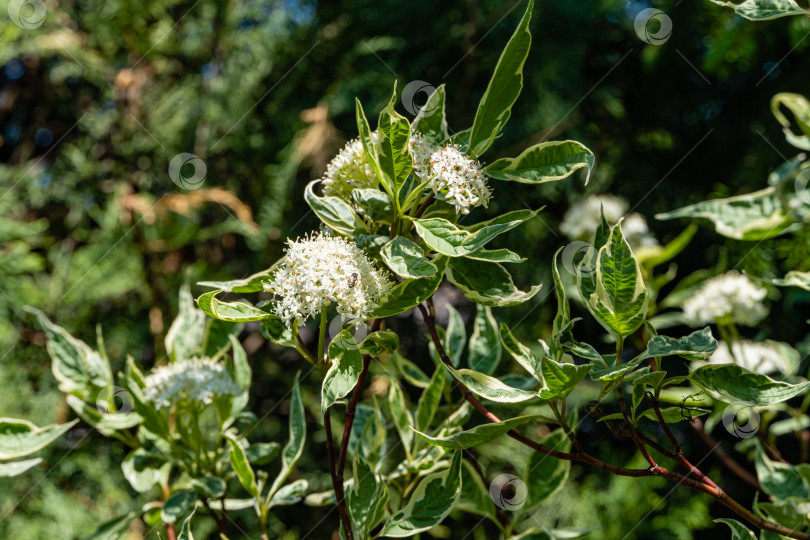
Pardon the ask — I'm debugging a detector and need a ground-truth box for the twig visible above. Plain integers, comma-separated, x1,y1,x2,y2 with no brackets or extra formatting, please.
691,418,761,491
331,319,383,539
646,393,720,490
416,302,809,540
324,407,353,539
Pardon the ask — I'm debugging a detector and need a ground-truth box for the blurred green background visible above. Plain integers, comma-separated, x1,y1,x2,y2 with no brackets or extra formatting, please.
2,0,810,537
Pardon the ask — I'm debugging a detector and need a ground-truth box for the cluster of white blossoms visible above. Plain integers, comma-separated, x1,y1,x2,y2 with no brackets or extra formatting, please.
705,340,797,375
321,135,378,199
427,145,492,214
410,131,435,180
621,213,659,249
682,271,768,327
560,194,627,240
265,233,392,324
560,194,657,249
144,358,241,410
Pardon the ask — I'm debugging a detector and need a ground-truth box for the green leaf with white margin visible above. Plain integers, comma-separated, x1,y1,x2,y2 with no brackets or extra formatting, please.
467,0,533,157
377,83,413,199
353,188,393,225
268,479,309,508
196,290,271,322
447,258,542,307
712,0,809,21
464,247,526,263
416,362,446,433
525,430,571,508
268,371,306,498
395,352,431,388
356,98,387,195
0,458,42,477
177,509,196,540
409,208,539,257
766,270,810,292
487,140,594,184
554,319,604,365
589,354,637,382
165,284,205,362
468,305,501,375
577,207,612,301
122,448,162,493
772,93,810,150
161,489,196,524
198,265,278,293
381,236,438,279
226,434,259,498
538,357,590,400
357,400,387,468
713,519,757,539
371,257,449,318
634,327,718,362
655,187,794,241
586,221,649,338
444,304,466,368
84,511,138,540
446,365,538,403
26,307,112,400
551,247,570,351
348,454,389,537
458,459,497,521
65,394,142,437
500,322,542,380
412,415,540,449
382,451,462,537
192,477,227,499
691,364,810,406
754,442,810,500
304,179,369,236
322,331,364,416
388,379,414,458
357,330,400,357
412,84,449,142
0,418,78,460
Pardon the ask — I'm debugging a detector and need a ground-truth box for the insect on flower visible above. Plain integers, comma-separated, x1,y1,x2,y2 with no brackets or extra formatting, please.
348,272,358,288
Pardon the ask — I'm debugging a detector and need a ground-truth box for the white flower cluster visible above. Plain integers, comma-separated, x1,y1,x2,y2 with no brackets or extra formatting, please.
144,358,241,410
705,340,796,375
560,194,627,240
321,135,378,199
560,194,658,249
621,213,659,249
682,271,768,327
428,145,492,214
410,131,434,180
265,233,392,324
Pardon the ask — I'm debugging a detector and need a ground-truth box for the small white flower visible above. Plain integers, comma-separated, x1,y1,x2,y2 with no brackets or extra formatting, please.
560,194,628,241
321,135,378,199
428,145,491,214
144,358,241,410
264,233,392,325
682,271,768,327
704,340,798,375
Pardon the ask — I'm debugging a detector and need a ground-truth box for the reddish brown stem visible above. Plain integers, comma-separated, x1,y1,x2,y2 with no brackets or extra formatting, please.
324,408,353,539
691,418,762,490
331,319,382,539
416,303,809,540
616,385,658,469
646,393,720,491
166,523,176,540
